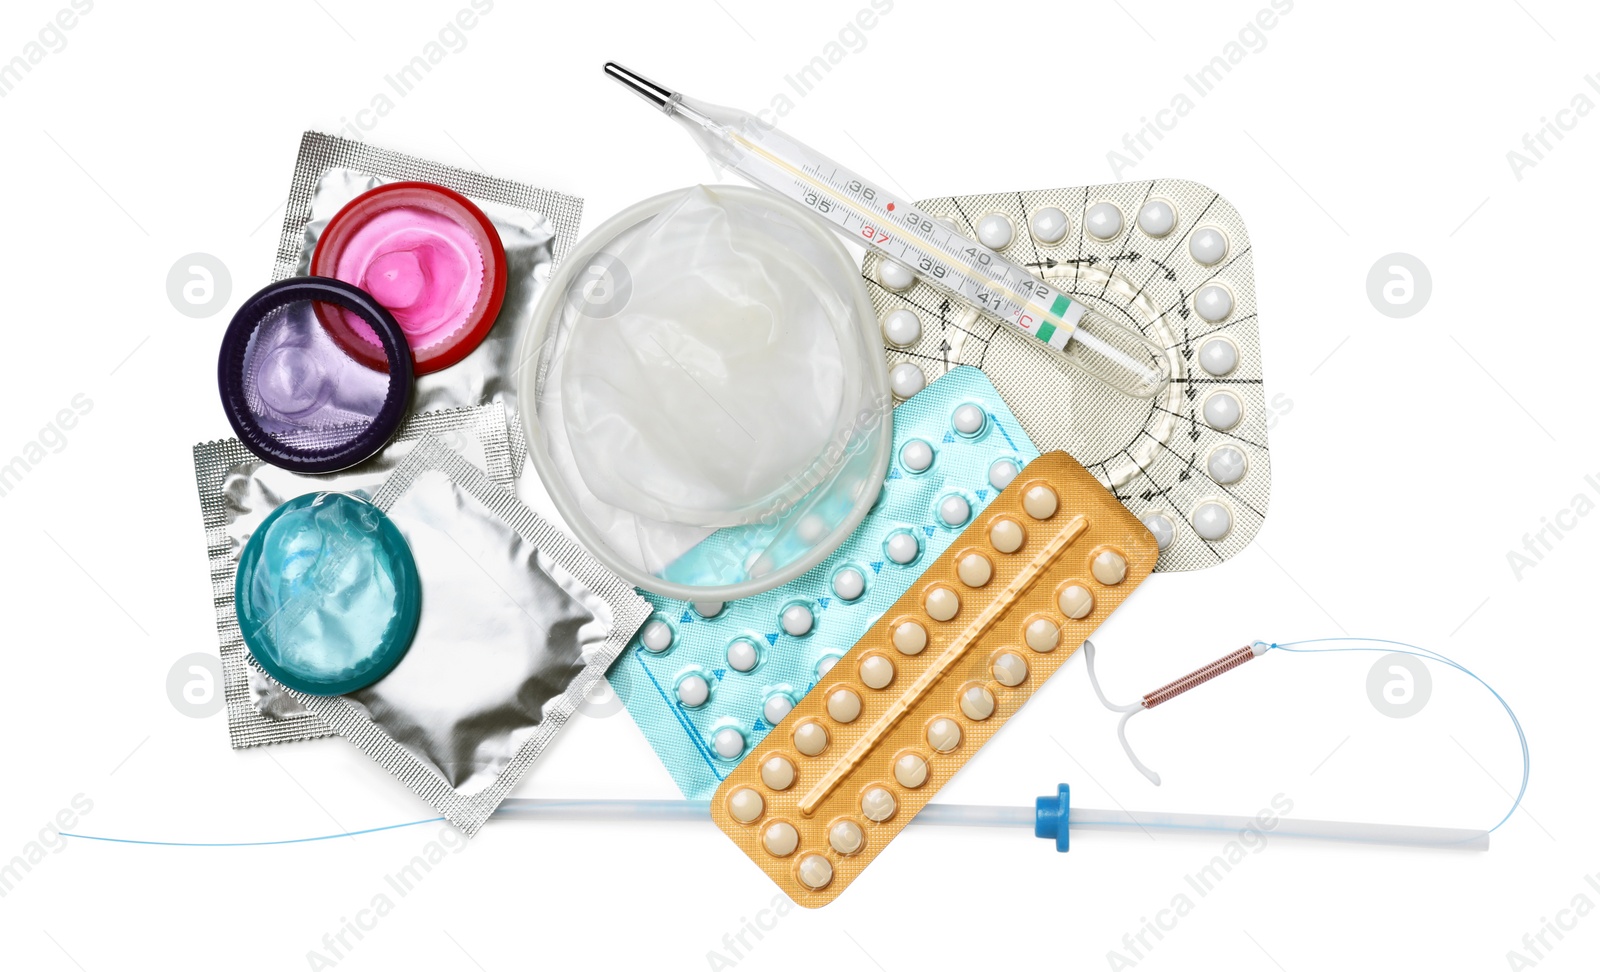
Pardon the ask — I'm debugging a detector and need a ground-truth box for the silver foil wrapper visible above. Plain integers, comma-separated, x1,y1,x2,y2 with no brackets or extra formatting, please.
276,438,650,834
272,131,585,472
194,404,515,748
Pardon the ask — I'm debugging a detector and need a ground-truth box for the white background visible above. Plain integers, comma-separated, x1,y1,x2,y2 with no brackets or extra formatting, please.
0,1,1594,969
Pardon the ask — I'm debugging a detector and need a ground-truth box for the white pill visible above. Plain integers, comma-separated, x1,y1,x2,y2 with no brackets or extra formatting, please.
692,601,724,619
977,213,1014,250
882,308,922,347
1025,617,1060,652
832,567,865,601
960,685,996,721
988,458,1020,490
993,651,1028,687
894,753,929,788
829,820,864,855
1189,227,1228,266
797,515,828,543
1208,446,1247,485
938,494,971,527
927,717,962,753
726,639,759,673
1057,584,1094,619
1023,484,1059,520
1137,199,1176,237
763,694,794,725
860,655,895,690
989,518,1025,554
793,721,828,756
1195,285,1233,323
1198,337,1238,376
714,728,746,760
827,688,863,723
878,259,916,291
763,822,799,857
728,786,763,823
890,362,926,399
1085,202,1123,240
677,674,709,708
1203,392,1243,431
861,786,897,822
781,603,814,637
1140,512,1175,551
1193,502,1233,541
1030,206,1070,244
797,854,833,889
640,620,673,653
886,531,920,565
814,655,840,679
957,553,993,588
892,620,928,655
1092,550,1129,586
925,586,960,622
952,403,987,436
760,755,796,790
900,439,934,473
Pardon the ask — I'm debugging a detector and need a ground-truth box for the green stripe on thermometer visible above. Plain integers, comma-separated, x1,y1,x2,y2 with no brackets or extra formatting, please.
604,63,1168,399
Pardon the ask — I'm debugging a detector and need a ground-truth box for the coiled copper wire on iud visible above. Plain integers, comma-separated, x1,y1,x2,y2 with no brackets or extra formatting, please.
1142,645,1258,708
1084,640,1270,784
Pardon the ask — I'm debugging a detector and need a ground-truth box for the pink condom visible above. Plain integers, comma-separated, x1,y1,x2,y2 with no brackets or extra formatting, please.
312,182,507,375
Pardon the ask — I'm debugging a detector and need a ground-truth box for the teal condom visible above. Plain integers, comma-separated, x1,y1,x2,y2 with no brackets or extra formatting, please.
235,492,421,696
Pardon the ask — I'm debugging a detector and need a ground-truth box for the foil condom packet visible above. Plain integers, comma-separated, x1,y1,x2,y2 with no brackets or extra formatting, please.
275,438,651,834
194,404,515,748
273,131,585,472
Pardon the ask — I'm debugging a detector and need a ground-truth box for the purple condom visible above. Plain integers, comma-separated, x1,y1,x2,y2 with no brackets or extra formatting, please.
218,277,414,473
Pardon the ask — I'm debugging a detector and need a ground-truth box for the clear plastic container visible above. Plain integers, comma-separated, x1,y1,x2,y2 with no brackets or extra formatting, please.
518,185,891,600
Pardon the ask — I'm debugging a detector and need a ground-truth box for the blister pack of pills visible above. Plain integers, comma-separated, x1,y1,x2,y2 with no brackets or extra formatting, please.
192,403,515,748
607,367,1039,799
865,180,1271,572
711,451,1159,905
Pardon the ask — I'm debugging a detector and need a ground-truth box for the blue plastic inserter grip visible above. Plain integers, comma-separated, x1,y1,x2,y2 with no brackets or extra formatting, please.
1035,783,1071,852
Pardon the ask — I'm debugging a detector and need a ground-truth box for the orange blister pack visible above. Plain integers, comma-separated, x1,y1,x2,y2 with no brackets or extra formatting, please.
710,451,1160,905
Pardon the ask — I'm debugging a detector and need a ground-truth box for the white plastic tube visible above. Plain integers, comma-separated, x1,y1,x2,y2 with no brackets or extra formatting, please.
493,799,1488,851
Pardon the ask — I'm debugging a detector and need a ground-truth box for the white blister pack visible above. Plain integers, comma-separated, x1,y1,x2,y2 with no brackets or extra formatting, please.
865,180,1272,571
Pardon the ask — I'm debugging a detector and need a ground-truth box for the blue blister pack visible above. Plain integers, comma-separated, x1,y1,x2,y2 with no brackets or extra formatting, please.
607,366,1041,798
